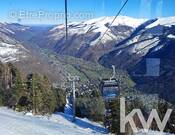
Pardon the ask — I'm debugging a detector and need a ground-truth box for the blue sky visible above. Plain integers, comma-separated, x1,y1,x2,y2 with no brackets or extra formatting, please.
0,0,175,24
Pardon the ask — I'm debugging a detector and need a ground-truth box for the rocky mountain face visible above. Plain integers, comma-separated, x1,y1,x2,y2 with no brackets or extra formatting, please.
32,16,146,61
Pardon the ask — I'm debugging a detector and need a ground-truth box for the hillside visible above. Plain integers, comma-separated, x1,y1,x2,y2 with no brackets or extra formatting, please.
0,107,108,135
0,23,30,63
33,16,146,61
0,107,173,135
1,16,175,103
0,22,114,87
99,16,175,103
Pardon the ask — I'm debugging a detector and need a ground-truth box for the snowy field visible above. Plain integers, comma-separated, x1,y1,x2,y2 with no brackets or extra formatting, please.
135,130,174,135
0,107,108,135
0,107,173,135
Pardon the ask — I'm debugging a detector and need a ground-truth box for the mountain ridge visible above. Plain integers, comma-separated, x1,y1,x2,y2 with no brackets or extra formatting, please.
0,16,175,103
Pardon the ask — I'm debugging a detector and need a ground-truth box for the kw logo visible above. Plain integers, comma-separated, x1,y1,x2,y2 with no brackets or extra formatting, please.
120,98,173,133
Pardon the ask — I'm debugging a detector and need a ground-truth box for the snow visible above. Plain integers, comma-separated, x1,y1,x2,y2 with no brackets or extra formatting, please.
83,16,146,28
69,16,146,33
64,98,73,115
0,42,19,62
167,34,175,39
127,37,160,55
0,46,18,55
135,129,173,135
50,16,175,47
50,24,65,31
0,42,29,63
151,44,164,52
116,50,122,56
0,107,108,135
0,23,15,34
50,16,146,46
0,108,174,135
4,27,15,34
146,16,175,28
83,16,146,46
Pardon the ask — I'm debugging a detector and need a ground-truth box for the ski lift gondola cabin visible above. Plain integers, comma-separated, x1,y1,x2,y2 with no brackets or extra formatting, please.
100,78,119,101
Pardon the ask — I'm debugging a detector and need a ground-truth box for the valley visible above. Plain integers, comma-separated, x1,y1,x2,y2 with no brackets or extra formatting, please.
0,15,175,134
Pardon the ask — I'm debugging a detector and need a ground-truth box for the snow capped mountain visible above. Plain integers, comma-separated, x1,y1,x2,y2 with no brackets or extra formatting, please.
0,16,175,101
99,16,175,64
99,16,175,103
1,16,175,64
82,16,146,28
39,16,147,61
146,16,175,28
0,22,29,35
52,16,146,32
0,23,30,63
50,16,146,46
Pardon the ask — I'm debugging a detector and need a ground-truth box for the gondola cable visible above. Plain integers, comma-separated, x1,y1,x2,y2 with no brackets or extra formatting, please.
95,0,129,47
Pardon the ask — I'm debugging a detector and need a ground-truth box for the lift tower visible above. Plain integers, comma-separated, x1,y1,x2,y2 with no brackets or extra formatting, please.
68,76,79,122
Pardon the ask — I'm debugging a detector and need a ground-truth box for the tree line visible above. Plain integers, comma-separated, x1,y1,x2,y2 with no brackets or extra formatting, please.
0,62,66,115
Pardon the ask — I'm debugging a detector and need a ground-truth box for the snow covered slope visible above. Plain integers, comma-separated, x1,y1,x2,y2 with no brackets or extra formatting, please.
135,130,174,135
146,16,175,28
36,16,146,61
50,16,146,46
51,16,146,33
99,16,175,69
0,107,107,135
0,42,29,63
0,107,173,135
0,23,30,63
42,16,175,62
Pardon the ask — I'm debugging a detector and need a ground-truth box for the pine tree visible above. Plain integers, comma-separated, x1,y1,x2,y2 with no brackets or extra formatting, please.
0,63,4,106
13,71,24,100
169,109,175,133
27,73,57,115
4,64,26,109
0,62,63,115
157,99,175,134
0,88,4,106
41,75,57,114
76,89,105,121
54,87,66,112
104,98,120,134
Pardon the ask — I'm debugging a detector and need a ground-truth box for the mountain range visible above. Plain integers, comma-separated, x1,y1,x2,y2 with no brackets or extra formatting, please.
0,16,175,103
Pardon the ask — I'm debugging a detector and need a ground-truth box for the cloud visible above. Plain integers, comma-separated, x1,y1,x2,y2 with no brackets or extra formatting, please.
139,0,152,18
